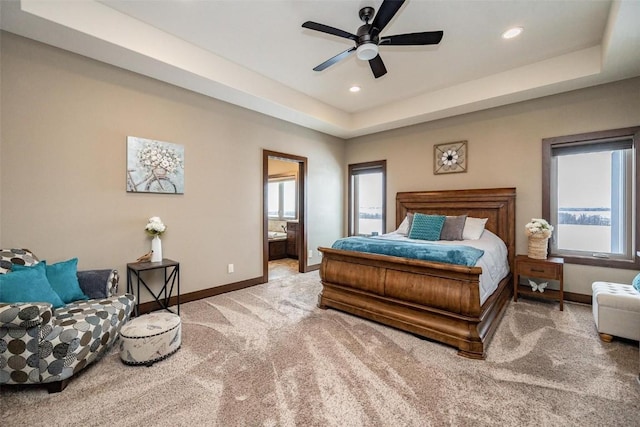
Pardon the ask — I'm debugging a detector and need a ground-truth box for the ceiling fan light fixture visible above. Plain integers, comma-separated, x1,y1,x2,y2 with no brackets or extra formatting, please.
356,43,379,61
302,2,443,78
502,27,523,39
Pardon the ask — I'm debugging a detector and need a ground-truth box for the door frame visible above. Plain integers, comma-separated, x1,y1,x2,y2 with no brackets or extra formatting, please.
263,150,309,281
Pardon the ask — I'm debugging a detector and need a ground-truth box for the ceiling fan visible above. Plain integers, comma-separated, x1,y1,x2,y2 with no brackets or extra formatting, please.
302,0,443,79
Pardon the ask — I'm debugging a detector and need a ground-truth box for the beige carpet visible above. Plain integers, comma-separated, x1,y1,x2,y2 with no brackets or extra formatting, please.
2,271,639,426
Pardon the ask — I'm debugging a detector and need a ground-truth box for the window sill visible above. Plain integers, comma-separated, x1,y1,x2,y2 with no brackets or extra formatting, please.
550,253,640,270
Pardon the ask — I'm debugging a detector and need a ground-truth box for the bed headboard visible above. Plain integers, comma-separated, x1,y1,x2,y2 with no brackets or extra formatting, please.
396,188,516,270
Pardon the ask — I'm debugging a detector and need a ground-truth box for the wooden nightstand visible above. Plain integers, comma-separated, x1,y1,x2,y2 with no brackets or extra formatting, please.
513,255,564,311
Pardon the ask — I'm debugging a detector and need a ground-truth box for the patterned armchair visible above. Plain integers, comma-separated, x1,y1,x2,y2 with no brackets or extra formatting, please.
0,249,135,392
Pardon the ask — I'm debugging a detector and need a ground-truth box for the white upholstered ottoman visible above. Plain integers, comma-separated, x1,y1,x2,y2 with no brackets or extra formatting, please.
119,312,181,366
592,281,640,342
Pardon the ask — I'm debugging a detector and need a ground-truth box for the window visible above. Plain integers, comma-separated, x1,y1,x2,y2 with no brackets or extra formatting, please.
268,175,297,220
543,127,639,269
349,160,386,236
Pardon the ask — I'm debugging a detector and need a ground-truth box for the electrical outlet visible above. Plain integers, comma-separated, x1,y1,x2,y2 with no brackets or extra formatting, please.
308,250,313,258
227,264,234,273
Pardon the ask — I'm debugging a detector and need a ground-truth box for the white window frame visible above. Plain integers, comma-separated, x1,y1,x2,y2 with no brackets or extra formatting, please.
542,127,640,269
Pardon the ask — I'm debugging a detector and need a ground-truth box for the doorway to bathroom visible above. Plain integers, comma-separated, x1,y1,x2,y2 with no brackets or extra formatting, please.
263,150,308,281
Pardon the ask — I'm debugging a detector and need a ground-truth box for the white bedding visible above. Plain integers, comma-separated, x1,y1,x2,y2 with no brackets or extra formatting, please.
372,230,510,305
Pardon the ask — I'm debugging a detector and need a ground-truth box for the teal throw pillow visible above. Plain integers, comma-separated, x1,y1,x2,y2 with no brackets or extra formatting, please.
408,213,446,241
0,265,65,308
632,273,640,292
13,258,88,304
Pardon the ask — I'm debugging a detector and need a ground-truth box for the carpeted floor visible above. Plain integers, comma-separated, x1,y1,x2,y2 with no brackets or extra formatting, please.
2,271,639,426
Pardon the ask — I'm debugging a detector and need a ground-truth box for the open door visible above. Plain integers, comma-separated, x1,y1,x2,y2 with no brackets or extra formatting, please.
263,150,309,282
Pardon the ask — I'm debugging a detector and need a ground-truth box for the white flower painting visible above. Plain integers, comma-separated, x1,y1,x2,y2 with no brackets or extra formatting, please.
434,141,467,174
127,136,184,194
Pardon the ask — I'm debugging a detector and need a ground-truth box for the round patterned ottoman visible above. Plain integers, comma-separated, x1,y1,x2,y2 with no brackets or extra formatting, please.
119,312,181,366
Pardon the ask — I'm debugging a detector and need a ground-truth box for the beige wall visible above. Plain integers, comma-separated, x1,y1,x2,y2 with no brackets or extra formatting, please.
0,33,345,303
346,77,640,295
3,31,639,300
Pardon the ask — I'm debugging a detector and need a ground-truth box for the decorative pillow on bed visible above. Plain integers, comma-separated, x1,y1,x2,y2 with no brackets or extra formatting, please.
632,273,640,292
463,217,488,240
395,213,414,235
408,213,446,241
440,215,468,240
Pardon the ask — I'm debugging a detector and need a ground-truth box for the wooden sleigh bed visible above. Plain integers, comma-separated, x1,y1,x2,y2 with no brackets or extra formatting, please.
318,187,516,359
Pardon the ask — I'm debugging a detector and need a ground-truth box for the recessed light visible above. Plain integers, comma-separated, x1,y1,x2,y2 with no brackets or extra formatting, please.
502,27,523,39
349,86,361,93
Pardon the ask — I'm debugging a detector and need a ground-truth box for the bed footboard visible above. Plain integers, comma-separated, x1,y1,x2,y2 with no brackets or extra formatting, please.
318,247,512,359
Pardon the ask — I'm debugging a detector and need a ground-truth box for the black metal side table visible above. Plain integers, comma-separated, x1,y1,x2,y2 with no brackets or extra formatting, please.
126,258,180,316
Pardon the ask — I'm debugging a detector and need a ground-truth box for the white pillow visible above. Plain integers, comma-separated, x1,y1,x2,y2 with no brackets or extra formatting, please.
394,213,414,235
395,217,410,235
463,217,488,240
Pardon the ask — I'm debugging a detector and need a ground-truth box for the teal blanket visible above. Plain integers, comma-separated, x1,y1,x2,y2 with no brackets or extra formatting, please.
331,236,484,267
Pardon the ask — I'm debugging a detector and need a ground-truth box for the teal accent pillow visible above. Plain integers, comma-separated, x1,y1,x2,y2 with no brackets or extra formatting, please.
0,264,65,308
632,273,640,292
13,258,88,304
408,213,446,241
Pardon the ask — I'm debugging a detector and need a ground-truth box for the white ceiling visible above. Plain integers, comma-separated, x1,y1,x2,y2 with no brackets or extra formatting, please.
2,0,639,139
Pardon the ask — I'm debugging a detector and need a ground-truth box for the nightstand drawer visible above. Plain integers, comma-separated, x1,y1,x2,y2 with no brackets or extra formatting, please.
517,262,560,279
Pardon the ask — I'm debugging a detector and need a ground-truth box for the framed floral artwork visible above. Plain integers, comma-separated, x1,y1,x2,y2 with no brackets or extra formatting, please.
126,136,185,194
434,140,467,174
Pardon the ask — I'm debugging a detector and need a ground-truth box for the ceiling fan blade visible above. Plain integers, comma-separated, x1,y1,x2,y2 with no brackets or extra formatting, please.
302,21,358,41
313,47,356,71
370,0,405,36
380,31,444,46
369,55,387,79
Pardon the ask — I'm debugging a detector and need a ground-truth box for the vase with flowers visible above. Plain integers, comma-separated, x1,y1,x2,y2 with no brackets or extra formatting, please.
145,216,166,262
525,218,554,259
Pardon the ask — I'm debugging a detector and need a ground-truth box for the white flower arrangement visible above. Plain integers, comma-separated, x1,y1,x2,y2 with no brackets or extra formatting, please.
137,141,183,174
525,218,554,238
145,216,166,236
